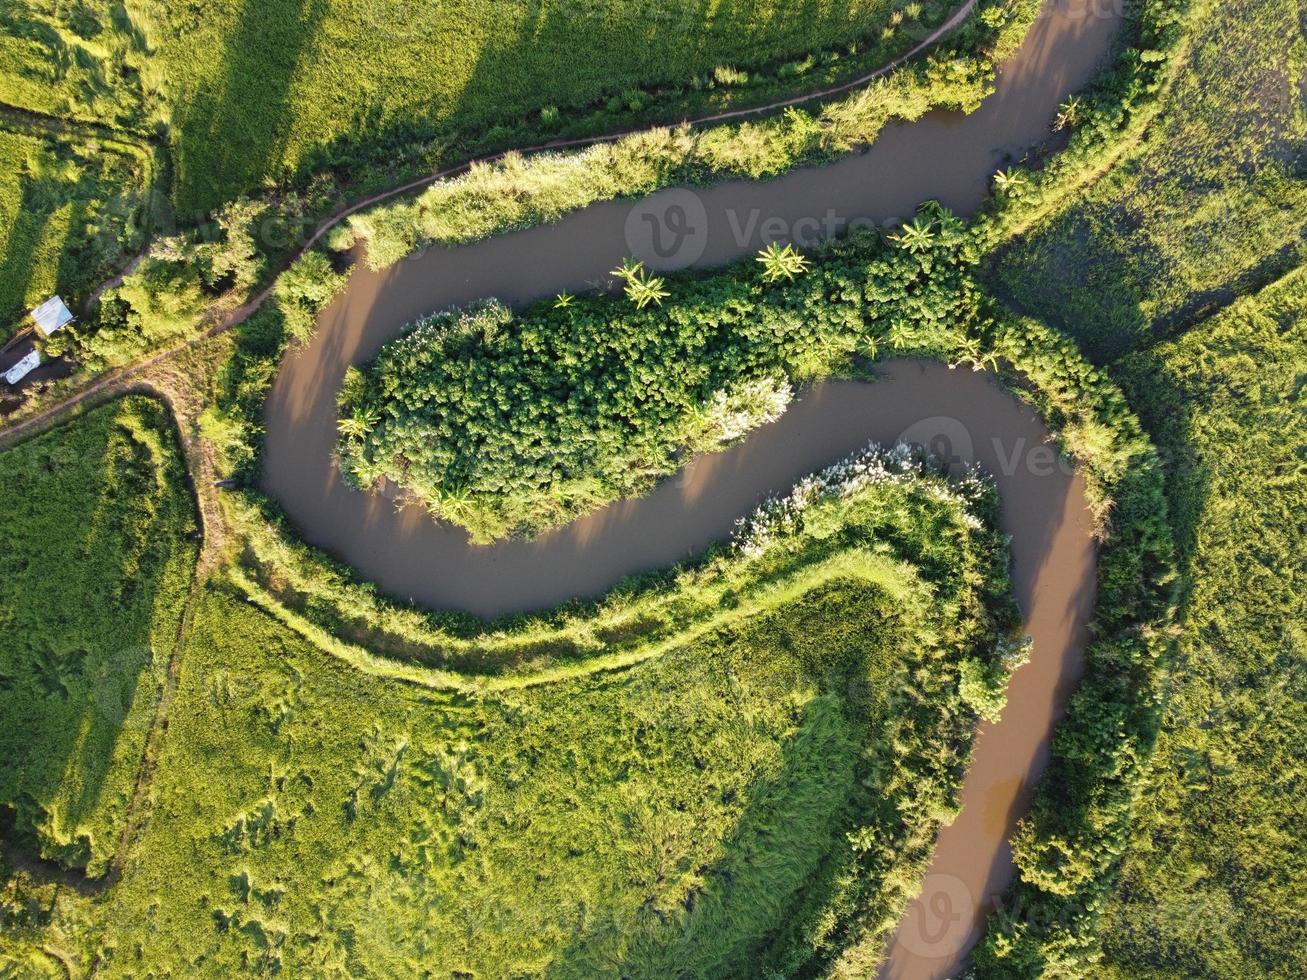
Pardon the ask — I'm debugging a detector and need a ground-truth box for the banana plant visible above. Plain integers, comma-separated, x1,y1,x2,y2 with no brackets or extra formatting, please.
610,258,670,309
755,241,811,283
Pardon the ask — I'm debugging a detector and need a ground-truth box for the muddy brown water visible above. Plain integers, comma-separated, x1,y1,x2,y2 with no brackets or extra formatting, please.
260,0,1117,974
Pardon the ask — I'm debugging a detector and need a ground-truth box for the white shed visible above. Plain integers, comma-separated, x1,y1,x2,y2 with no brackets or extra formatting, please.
29,296,74,336
3,349,41,386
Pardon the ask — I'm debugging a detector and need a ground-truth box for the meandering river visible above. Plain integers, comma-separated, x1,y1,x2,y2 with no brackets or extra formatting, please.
261,0,1119,974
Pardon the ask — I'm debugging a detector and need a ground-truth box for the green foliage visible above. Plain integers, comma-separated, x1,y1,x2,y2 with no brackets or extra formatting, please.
343,0,1040,269
80,447,1017,976
0,397,197,876
972,314,1178,977
1097,269,1307,979
612,257,671,308
137,0,977,213
0,127,150,340
201,249,349,479
756,241,811,283
84,199,272,368
337,209,986,542
987,0,1307,361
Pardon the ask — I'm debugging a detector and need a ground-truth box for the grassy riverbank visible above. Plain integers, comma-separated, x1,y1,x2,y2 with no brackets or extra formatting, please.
988,0,1307,361
0,406,1022,977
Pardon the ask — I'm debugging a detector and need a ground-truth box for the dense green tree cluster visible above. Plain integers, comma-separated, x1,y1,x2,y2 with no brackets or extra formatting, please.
338,208,987,541
69,200,272,369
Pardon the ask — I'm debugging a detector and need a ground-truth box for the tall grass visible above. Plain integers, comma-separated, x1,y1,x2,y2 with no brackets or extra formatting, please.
0,397,197,876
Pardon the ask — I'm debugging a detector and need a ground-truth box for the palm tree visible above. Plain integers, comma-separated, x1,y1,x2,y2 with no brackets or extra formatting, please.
553,292,575,309
755,241,811,283
435,485,477,522
1054,95,1082,132
891,216,936,253
888,321,915,350
350,457,388,488
950,335,1000,372
993,167,1028,198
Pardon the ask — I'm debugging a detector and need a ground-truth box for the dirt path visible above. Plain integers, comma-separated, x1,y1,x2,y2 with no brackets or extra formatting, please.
2,0,1119,973
0,0,980,445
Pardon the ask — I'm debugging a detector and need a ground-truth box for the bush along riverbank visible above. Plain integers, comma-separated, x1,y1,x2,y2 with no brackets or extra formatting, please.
243,214,1170,973
330,0,1039,268
1,0,1035,426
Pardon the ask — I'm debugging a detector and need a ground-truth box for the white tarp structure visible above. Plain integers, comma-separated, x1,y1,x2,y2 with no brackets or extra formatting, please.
29,295,74,336
3,350,41,386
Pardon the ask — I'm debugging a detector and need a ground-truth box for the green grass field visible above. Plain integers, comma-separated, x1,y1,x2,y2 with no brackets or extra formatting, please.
977,0,1307,970
1098,268,1307,979
2,0,970,215
0,397,197,877
989,0,1307,361
3,0,1304,973
144,0,954,213
0,4,146,125
0,126,152,341
0,405,1020,977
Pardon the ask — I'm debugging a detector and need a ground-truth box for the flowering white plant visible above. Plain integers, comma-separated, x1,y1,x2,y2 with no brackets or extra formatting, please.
731,442,990,558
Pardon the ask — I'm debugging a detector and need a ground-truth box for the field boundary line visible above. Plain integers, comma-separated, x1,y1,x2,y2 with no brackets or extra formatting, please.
0,0,981,448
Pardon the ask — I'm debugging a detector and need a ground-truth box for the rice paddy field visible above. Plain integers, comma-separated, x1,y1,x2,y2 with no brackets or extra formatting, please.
0,398,197,878
985,0,1307,971
0,0,960,216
